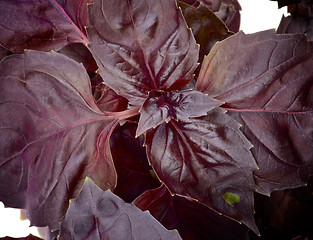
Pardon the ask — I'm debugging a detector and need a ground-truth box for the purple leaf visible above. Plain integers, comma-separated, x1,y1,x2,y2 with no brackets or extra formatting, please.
136,89,222,137
0,0,90,53
134,185,250,240
200,0,222,12
59,179,182,240
0,50,124,228
87,0,199,105
215,1,241,33
110,123,161,203
95,82,129,113
178,1,232,65
0,235,43,240
179,0,242,32
196,30,313,195
288,2,313,17
58,43,98,73
277,16,313,41
277,2,313,41
145,108,259,233
55,0,93,35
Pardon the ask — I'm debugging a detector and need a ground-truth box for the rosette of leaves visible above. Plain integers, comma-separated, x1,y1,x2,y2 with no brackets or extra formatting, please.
179,0,242,32
0,0,312,239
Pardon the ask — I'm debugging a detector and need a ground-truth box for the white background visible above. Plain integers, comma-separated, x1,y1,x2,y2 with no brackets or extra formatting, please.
0,0,287,239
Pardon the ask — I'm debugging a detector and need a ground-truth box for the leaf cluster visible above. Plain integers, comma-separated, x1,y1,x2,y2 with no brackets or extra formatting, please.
0,0,312,239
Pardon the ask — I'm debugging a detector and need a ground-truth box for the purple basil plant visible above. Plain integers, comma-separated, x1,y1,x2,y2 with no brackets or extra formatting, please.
0,0,312,239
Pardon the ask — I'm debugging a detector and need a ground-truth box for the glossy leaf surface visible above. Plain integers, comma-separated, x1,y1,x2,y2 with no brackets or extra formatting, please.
87,0,199,105
145,108,259,233
59,179,182,240
137,89,222,136
134,185,250,240
0,0,89,53
197,30,313,195
0,51,120,227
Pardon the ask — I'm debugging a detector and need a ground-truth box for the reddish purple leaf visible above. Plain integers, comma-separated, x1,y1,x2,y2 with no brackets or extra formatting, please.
0,50,124,228
55,0,93,35
0,0,90,53
288,2,313,16
178,1,232,65
180,0,241,32
215,1,241,33
95,82,129,113
87,0,199,105
277,15,313,41
200,0,222,11
134,185,250,240
197,30,313,195
110,123,160,203
277,2,313,41
58,43,98,73
0,235,43,240
59,179,182,240
136,89,222,137
145,108,259,233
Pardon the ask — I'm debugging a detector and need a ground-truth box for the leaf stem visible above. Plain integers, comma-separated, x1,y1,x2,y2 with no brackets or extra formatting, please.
51,0,90,46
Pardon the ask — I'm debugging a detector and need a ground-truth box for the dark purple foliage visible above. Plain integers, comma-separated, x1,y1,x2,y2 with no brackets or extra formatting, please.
180,0,241,32
0,235,43,240
136,90,222,136
0,50,137,228
0,0,312,239
145,108,259,233
134,185,250,240
197,30,313,195
271,0,313,8
87,0,199,105
277,2,313,41
110,123,161,203
59,179,182,239
178,1,232,65
0,0,91,53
